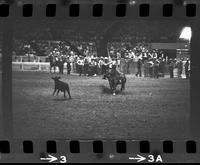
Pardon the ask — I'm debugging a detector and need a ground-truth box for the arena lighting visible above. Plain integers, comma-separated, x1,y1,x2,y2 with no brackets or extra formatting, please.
179,26,192,42
129,0,136,5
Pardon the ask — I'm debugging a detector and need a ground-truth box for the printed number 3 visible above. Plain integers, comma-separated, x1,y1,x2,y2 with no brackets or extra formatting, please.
60,156,67,163
148,155,154,162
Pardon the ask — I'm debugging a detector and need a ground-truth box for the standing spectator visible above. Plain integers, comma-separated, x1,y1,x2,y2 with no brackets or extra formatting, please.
185,59,190,79
61,58,65,74
136,58,142,77
93,59,98,76
83,58,89,76
98,57,104,75
28,54,31,62
58,58,64,74
67,60,71,75
34,55,37,62
102,58,109,79
126,58,131,74
148,59,154,78
143,59,148,77
159,58,165,77
120,57,126,75
101,58,107,76
88,60,94,76
153,59,159,78
169,59,174,78
77,57,84,76
177,59,183,78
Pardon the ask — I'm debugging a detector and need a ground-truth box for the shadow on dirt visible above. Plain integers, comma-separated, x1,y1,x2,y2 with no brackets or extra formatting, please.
99,85,122,95
53,98,72,101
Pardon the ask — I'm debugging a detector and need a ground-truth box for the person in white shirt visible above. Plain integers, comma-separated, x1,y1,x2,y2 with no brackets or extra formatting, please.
77,57,84,76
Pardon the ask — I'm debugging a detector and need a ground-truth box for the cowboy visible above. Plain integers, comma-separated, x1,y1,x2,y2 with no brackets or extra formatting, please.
136,58,142,77
148,58,154,78
177,58,183,78
83,57,89,76
66,59,71,75
169,59,174,78
77,57,84,76
185,58,190,79
153,59,160,78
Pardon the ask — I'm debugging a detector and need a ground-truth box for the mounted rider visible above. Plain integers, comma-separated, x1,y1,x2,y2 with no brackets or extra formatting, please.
106,58,124,81
110,58,122,76
103,57,126,95
110,61,120,78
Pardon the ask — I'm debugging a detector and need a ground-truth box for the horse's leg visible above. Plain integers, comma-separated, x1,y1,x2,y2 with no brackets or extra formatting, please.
123,77,126,90
67,88,72,99
52,89,56,95
109,81,113,93
56,89,60,96
64,90,66,98
113,86,116,95
113,82,116,95
120,78,124,91
120,77,126,91
120,82,123,91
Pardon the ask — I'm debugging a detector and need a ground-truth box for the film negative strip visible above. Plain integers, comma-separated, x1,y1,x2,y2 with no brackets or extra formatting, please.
0,0,200,163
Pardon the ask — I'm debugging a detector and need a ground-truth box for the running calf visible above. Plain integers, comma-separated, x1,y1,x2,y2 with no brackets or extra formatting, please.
51,76,72,99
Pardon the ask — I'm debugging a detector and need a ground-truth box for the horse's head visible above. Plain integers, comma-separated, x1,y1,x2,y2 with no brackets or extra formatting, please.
104,71,111,79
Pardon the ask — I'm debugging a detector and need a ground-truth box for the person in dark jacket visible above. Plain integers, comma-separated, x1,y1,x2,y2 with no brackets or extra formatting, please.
153,59,159,78
185,59,190,79
177,59,183,78
67,61,71,75
136,58,142,77
169,59,174,78
83,58,89,76
148,59,154,78
58,58,64,74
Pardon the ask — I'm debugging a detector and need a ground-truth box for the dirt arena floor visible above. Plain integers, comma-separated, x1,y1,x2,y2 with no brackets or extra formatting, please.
11,71,191,140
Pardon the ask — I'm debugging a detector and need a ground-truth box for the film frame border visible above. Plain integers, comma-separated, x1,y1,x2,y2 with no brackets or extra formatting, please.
0,140,200,163
0,0,199,18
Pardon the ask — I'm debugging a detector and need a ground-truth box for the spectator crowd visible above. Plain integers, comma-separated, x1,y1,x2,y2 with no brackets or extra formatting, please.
12,39,190,79
11,20,190,79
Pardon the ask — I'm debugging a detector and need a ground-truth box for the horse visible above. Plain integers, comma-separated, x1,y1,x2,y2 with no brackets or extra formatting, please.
49,56,59,73
103,69,126,95
49,56,65,74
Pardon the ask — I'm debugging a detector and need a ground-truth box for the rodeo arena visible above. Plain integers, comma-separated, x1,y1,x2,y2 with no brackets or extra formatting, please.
0,20,192,139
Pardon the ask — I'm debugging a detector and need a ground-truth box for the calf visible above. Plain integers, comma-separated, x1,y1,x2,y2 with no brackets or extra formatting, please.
51,76,72,99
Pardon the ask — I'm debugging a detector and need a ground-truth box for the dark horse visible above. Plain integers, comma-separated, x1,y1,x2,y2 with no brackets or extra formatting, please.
104,68,126,95
49,56,65,74
49,55,58,73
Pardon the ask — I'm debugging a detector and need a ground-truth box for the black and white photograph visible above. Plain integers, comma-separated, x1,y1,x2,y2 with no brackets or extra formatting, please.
5,19,191,139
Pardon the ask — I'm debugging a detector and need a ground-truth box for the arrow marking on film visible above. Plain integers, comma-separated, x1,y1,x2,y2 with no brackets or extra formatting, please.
40,154,58,163
129,154,146,162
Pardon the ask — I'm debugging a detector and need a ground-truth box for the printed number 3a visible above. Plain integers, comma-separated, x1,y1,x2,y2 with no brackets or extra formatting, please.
60,156,67,163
